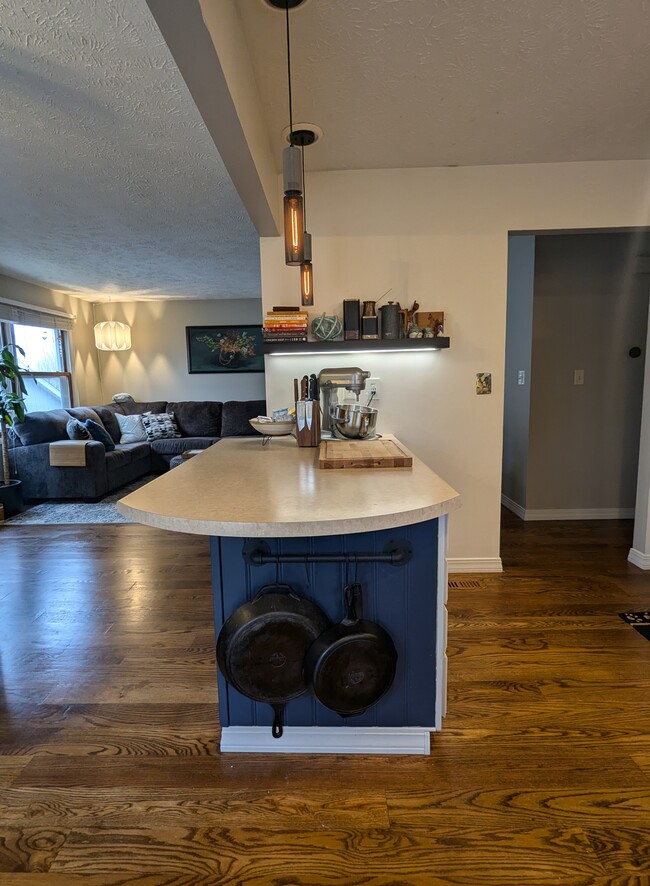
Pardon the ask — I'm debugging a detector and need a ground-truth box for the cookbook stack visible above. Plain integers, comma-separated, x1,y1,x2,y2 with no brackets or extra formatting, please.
263,308,309,343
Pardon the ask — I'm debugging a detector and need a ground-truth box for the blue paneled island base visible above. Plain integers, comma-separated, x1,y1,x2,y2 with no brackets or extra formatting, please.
211,518,448,755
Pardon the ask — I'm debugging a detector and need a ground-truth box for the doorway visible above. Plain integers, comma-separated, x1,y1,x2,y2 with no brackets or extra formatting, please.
502,230,650,523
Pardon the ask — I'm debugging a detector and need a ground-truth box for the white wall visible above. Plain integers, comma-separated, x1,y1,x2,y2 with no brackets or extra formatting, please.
527,233,648,513
260,160,650,568
502,235,536,511
0,273,102,405
93,298,265,403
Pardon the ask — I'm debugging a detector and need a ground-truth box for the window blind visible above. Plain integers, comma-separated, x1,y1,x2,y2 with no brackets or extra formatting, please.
0,300,75,332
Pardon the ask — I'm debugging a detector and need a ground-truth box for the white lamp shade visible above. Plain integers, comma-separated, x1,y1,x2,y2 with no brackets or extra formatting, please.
94,321,131,351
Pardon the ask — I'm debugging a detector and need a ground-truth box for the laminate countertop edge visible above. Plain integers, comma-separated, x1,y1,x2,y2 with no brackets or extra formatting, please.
116,435,461,538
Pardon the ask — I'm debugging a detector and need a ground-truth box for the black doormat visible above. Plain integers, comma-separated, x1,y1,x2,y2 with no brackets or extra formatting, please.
618,611,650,642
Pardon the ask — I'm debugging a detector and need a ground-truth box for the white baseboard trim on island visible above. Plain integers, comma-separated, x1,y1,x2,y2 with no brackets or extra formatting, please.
447,557,503,573
628,548,650,569
220,726,433,755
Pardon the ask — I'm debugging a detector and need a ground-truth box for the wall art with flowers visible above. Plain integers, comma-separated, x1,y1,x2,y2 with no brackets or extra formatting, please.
186,326,264,374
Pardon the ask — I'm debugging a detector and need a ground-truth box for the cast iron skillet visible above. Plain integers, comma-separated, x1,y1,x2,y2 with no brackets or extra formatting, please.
217,583,330,738
304,583,397,717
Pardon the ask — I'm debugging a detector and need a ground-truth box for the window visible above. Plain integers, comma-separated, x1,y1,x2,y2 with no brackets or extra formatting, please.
1,322,73,412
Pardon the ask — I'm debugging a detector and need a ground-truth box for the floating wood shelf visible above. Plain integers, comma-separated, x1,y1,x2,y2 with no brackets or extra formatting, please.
262,337,450,355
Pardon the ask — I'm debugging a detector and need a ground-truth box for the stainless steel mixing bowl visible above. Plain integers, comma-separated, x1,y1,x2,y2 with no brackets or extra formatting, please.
330,403,378,439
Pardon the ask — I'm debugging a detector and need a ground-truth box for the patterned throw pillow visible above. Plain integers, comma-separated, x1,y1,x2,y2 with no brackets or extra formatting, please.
83,419,116,451
141,412,181,441
115,412,147,444
66,418,91,441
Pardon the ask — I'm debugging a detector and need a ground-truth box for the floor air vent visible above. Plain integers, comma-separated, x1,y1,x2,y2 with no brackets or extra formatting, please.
448,579,484,589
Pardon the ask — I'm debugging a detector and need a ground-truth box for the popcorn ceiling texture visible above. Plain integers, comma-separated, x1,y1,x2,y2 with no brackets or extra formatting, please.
240,0,650,171
0,0,260,299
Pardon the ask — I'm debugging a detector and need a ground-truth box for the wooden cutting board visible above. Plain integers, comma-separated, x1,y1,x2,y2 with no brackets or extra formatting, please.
318,438,413,469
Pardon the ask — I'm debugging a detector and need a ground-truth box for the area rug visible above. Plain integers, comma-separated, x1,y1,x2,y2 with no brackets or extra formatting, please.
618,611,650,642
3,475,157,525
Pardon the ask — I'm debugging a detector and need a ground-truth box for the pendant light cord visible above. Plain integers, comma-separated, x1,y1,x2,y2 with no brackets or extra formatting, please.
301,145,307,228
285,0,294,140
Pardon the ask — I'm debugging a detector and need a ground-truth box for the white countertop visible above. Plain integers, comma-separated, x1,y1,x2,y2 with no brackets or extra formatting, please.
116,435,461,538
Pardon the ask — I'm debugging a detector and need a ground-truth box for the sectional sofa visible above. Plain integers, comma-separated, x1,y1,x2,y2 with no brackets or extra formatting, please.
8,399,265,502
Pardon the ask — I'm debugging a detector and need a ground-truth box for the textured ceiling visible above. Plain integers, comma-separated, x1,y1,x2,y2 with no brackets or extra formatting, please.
0,0,260,300
238,0,650,170
2,0,648,302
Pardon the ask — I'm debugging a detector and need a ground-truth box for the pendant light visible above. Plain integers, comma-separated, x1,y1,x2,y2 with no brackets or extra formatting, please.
93,295,131,351
94,320,131,351
280,0,304,265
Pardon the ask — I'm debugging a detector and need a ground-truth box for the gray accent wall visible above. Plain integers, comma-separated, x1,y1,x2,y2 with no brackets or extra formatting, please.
527,233,648,511
502,235,535,508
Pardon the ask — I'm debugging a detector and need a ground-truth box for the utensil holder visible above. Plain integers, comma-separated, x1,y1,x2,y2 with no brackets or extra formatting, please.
295,401,321,447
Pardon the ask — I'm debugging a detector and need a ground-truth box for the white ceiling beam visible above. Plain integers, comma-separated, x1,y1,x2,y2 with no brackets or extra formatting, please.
146,0,280,237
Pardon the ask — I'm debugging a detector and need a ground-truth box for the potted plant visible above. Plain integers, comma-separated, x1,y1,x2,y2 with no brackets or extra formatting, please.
0,345,27,517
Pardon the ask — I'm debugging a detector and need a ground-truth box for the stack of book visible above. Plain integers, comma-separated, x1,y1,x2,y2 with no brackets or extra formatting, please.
263,308,309,343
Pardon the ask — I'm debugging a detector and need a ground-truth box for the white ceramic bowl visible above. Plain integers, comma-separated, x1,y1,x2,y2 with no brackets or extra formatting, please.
249,419,295,437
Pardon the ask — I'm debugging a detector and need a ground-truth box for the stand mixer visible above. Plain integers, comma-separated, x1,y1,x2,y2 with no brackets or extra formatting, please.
317,367,371,437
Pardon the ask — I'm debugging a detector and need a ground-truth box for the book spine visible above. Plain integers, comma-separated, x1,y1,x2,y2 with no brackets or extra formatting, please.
262,334,308,342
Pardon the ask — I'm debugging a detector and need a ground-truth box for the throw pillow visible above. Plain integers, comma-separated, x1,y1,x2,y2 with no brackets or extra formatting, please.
141,412,181,441
115,412,147,444
83,419,116,451
66,418,91,441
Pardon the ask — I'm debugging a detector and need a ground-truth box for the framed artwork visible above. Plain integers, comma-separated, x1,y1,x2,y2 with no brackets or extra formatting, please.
186,325,265,374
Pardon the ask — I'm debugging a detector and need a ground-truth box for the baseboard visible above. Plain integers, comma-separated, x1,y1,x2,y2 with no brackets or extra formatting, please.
522,507,635,521
628,548,650,569
501,494,526,519
447,557,503,573
220,726,432,755
500,495,633,522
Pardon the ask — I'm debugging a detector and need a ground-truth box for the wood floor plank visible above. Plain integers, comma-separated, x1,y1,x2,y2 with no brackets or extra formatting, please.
0,787,389,829
48,825,608,884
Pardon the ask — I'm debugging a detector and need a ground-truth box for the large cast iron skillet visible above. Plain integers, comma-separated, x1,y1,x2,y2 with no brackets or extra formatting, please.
217,583,330,738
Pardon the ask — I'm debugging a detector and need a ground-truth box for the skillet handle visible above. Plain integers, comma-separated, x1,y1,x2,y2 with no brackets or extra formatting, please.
342,583,362,625
271,704,284,739
253,583,299,603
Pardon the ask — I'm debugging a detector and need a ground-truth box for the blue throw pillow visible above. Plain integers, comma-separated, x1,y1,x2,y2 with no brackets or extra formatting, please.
83,419,116,451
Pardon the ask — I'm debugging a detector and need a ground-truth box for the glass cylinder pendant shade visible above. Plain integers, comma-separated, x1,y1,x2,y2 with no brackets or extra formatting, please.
300,232,314,306
284,193,304,265
300,261,314,306
94,321,131,351
283,146,304,265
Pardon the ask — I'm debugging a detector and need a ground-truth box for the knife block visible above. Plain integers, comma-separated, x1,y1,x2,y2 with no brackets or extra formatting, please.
295,401,321,447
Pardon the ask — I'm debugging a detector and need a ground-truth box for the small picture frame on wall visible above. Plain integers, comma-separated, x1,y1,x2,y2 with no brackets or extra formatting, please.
186,326,265,374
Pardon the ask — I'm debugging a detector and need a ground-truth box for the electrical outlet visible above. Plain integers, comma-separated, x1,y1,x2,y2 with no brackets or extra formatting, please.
517,370,526,385
574,369,584,386
368,377,381,400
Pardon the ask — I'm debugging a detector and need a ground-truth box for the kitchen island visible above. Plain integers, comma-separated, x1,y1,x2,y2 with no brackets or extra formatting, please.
117,435,460,755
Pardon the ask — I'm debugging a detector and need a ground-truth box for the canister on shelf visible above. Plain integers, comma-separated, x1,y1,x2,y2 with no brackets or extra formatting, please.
380,301,401,339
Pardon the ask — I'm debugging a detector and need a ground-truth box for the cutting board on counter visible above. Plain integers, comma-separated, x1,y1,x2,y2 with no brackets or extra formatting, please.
318,438,413,469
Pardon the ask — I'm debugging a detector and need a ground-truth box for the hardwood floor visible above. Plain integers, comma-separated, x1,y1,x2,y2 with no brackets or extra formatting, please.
0,513,649,884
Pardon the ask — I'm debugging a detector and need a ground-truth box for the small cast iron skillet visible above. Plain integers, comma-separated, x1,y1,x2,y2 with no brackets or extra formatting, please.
304,583,397,717
217,583,330,738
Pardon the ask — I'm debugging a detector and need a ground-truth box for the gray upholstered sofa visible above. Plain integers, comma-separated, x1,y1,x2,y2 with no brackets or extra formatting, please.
8,399,265,502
